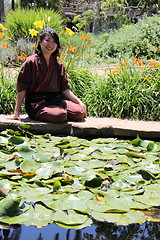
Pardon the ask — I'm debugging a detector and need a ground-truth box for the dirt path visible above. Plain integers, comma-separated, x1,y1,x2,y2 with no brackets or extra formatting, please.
90,64,118,77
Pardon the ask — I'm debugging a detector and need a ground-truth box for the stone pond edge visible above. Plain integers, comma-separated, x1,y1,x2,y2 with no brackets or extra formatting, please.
0,115,160,140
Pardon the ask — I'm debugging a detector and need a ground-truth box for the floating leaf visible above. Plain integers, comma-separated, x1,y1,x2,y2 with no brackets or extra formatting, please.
20,160,39,172
53,209,88,226
53,180,61,192
0,198,21,217
19,124,30,129
23,204,54,227
8,136,25,145
91,210,146,225
85,177,102,188
131,137,142,146
0,136,8,145
0,131,159,229
121,152,145,159
147,216,160,222
147,142,160,152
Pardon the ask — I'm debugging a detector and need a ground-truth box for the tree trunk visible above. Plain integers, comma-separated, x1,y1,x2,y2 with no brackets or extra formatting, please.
158,0,160,10
92,0,100,33
0,0,5,22
12,0,15,10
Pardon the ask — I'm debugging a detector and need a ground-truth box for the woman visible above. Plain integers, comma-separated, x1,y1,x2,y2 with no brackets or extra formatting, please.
11,27,86,123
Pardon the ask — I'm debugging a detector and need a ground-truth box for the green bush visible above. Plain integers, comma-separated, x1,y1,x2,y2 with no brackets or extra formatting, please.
83,63,160,120
68,68,95,99
0,71,17,114
97,14,160,59
0,39,34,66
1,63,160,121
4,8,64,42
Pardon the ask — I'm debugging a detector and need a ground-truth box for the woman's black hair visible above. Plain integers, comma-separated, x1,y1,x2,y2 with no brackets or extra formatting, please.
35,27,61,58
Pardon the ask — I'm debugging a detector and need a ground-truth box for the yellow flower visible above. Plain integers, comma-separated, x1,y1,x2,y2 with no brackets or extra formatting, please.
29,29,39,37
0,33,5,39
33,20,43,30
0,24,7,31
66,27,74,36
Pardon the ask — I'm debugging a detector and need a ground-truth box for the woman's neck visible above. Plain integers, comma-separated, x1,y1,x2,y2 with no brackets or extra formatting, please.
43,54,51,66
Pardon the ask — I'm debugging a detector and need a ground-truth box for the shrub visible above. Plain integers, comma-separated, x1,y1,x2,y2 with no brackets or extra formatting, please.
83,61,160,120
60,31,96,70
1,62,159,121
4,8,64,42
0,39,34,66
0,69,18,114
68,68,95,99
96,14,160,59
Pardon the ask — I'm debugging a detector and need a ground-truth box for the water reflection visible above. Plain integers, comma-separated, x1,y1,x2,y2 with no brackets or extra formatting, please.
0,220,160,240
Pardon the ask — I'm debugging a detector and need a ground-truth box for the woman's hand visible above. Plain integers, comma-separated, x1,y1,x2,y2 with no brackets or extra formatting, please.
9,90,26,121
62,89,87,117
78,101,87,114
8,111,20,121
62,89,85,105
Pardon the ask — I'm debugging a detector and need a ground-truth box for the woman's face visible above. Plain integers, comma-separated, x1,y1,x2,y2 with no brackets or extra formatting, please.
39,33,58,57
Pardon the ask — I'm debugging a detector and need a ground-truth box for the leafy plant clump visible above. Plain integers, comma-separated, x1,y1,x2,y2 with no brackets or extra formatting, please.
0,127,160,229
97,14,160,59
0,62,160,121
83,61,160,120
4,8,64,42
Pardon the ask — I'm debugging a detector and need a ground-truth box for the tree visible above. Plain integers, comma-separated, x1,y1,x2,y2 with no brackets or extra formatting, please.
20,0,61,10
0,0,5,22
92,0,101,33
11,0,15,10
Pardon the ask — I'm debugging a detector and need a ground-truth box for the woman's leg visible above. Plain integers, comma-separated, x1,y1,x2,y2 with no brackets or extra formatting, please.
64,100,86,121
35,105,67,123
34,100,86,123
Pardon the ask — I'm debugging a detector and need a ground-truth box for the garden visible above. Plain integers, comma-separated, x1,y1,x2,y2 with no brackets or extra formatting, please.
0,7,160,240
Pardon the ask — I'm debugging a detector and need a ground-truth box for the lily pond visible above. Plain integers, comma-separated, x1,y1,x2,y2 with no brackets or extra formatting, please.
0,125,160,239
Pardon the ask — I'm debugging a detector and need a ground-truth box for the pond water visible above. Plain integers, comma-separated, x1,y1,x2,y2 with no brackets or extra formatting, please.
0,130,160,240
0,220,160,240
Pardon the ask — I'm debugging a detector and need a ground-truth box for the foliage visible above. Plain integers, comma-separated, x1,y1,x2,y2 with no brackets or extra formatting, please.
73,10,94,31
68,68,95,99
83,60,160,120
0,39,34,66
0,68,19,114
0,59,160,121
0,128,160,228
97,14,160,59
60,31,96,70
20,0,61,10
4,8,64,42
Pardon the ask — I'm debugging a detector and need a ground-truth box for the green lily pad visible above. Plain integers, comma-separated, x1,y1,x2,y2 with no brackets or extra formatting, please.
8,136,25,145
85,177,102,188
52,209,88,226
0,198,21,217
91,210,146,225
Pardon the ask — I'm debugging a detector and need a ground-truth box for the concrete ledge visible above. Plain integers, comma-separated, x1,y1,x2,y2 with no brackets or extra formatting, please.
0,115,160,140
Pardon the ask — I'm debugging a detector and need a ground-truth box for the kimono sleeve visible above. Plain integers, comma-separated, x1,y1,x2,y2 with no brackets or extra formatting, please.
16,60,33,92
59,62,70,92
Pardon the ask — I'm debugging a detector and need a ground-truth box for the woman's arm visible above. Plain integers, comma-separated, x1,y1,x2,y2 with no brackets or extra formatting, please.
62,88,85,106
11,90,26,120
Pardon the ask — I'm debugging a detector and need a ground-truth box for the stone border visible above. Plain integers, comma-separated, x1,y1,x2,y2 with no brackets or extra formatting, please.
0,115,160,140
